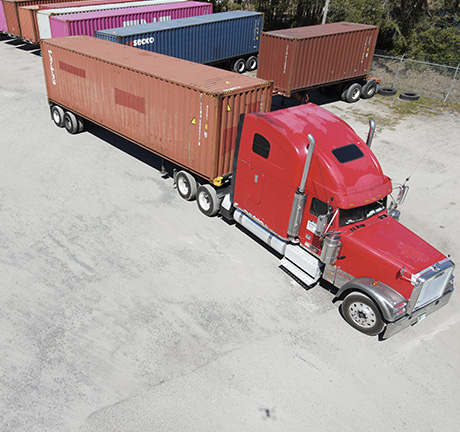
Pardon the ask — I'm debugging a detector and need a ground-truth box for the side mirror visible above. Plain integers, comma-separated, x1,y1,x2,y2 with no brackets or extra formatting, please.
314,214,328,236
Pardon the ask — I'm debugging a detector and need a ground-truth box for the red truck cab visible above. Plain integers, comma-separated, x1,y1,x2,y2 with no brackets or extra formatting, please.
231,103,454,338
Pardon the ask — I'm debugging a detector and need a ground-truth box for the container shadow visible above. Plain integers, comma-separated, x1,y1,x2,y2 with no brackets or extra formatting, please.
85,122,168,175
270,90,341,111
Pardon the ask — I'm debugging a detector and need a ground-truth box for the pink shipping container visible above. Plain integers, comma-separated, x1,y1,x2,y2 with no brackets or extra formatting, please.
41,36,272,181
2,0,89,36
0,2,7,32
38,0,149,9
18,0,146,42
48,1,211,38
257,22,379,97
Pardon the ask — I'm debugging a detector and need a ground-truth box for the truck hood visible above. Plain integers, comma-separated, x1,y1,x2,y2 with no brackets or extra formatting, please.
340,214,446,298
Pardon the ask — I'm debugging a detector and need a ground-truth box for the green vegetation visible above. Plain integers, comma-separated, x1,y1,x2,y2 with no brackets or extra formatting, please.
211,0,460,67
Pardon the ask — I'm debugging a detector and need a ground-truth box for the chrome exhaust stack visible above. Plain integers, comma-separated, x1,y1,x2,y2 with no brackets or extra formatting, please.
287,134,315,239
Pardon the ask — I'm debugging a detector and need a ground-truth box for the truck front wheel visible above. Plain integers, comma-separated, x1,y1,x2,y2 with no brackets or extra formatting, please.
176,170,197,201
196,184,220,217
341,292,385,336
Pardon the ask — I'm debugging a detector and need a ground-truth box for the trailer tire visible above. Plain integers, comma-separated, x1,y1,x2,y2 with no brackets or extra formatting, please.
176,170,197,201
344,83,362,103
340,292,385,336
245,56,258,71
196,184,220,217
361,80,378,99
232,58,246,74
64,111,80,134
51,105,65,128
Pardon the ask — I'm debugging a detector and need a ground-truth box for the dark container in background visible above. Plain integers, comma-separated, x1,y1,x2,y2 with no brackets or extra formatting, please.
95,11,262,69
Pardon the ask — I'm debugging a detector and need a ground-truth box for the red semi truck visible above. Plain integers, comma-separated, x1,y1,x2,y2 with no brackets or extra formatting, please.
41,36,455,339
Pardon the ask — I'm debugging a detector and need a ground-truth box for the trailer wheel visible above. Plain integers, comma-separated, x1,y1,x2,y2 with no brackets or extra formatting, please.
361,80,378,99
232,58,246,74
51,105,65,128
245,56,258,71
176,170,197,201
64,111,80,134
196,184,220,217
340,292,385,336
344,83,362,103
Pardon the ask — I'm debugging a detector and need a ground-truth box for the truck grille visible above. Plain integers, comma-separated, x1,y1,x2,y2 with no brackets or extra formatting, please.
411,259,455,310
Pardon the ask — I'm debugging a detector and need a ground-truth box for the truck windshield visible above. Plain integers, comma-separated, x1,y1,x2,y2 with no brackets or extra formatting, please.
339,198,387,226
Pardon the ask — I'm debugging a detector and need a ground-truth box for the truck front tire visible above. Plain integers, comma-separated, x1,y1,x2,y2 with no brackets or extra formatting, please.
196,184,220,217
176,171,197,201
341,292,385,336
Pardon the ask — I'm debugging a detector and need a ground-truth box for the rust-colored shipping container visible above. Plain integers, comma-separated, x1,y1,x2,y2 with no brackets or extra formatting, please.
3,0,85,36
257,22,379,96
17,5,38,41
41,36,273,181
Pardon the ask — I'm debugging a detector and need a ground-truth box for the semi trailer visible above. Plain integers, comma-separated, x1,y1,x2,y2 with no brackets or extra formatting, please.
40,36,455,339
257,22,380,102
95,11,262,73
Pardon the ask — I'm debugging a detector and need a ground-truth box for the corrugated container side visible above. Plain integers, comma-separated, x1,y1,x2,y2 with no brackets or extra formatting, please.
41,36,272,181
257,22,379,95
0,2,8,32
39,0,144,9
17,5,37,41
96,11,262,65
4,0,93,36
49,2,211,38
36,0,189,40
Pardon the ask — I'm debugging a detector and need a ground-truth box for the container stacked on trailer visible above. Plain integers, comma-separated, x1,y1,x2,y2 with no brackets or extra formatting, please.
257,22,380,102
95,11,262,73
40,1,211,41
41,35,272,181
16,0,156,42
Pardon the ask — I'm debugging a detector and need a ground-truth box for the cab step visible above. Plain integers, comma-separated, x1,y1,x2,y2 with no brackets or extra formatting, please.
279,245,322,289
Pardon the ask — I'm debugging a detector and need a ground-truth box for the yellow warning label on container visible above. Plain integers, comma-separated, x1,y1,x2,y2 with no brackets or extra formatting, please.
227,105,231,112
191,117,196,125
205,124,208,130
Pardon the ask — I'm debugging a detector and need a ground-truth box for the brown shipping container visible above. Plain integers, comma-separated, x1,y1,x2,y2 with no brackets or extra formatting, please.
3,0,87,37
41,36,273,181
257,22,379,96
17,5,39,42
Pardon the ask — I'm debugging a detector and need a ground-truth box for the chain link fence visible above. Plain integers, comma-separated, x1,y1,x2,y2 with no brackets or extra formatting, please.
370,54,460,104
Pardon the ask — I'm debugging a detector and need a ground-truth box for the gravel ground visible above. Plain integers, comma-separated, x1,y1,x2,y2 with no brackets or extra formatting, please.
1,35,459,432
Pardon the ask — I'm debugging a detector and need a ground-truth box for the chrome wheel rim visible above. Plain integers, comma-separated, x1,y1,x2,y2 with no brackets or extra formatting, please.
348,301,377,328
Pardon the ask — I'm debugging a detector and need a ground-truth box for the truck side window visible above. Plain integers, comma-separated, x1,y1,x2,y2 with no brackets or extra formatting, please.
310,198,332,219
252,133,270,159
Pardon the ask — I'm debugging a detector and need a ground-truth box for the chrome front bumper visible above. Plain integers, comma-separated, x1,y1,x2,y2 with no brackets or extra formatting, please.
381,288,454,340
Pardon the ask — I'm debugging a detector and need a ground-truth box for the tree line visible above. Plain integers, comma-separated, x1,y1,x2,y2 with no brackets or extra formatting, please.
211,0,460,66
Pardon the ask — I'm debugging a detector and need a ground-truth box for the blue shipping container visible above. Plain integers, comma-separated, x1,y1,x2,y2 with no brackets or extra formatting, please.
95,11,263,71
